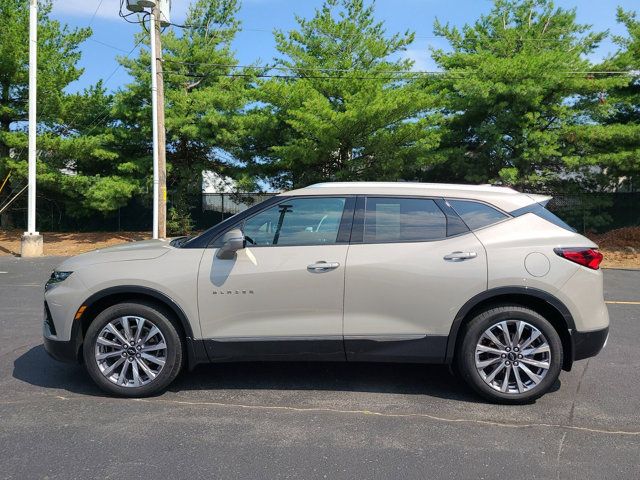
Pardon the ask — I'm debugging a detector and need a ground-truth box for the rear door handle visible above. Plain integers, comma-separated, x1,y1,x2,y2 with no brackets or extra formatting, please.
443,251,477,262
307,261,340,272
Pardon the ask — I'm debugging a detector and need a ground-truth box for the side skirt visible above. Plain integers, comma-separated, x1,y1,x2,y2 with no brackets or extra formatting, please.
195,335,449,364
345,335,448,363
203,337,346,362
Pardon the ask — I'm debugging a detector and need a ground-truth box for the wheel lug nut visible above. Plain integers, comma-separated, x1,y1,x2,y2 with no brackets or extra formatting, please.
128,357,134,362
136,353,141,358
514,361,519,366
501,353,506,358
514,347,519,352
518,354,523,358
505,361,511,366
137,346,142,350
506,347,511,352
121,352,126,357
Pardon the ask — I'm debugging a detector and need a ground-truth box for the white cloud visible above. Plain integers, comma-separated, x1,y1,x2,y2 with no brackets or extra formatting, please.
52,0,188,23
52,0,121,21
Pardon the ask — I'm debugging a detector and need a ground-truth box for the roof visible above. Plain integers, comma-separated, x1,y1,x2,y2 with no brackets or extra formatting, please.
280,182,545,212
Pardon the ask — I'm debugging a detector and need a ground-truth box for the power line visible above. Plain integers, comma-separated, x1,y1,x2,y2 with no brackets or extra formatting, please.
161,60,635,80
88,0,105,28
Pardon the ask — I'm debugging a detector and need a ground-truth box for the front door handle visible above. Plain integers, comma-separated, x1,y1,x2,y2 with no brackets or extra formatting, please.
444,251,477,262
307,261,340,272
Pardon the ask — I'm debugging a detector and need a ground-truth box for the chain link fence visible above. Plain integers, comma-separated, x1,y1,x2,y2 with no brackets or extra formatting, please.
1,190,638,234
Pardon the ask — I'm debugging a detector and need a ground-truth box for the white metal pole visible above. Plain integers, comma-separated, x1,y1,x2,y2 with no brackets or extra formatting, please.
150,9,159,239
27,0,38,235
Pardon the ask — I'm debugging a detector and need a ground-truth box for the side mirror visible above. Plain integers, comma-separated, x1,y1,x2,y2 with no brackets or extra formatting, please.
216,228,246,259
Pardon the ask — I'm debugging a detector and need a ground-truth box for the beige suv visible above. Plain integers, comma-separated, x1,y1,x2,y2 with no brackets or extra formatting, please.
43,182,609,403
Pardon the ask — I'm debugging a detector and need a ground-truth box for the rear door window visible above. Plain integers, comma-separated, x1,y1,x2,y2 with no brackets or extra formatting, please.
364,197,447,243
447,200,508,230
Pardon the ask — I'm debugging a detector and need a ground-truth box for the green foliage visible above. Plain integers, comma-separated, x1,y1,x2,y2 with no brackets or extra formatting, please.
2,0,640,232
116,0,257,207
167,204,195,236
241,0,440,189
564,8,640,191
428,0,615,189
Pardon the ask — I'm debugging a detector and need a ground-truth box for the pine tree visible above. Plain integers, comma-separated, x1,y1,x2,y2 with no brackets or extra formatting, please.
242,0,440,189
429,0,611,189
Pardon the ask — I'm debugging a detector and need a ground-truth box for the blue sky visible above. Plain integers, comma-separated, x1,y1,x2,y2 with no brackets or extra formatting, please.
51,0,637,94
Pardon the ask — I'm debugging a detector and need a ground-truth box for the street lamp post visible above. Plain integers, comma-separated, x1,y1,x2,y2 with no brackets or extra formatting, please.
21,0,43,257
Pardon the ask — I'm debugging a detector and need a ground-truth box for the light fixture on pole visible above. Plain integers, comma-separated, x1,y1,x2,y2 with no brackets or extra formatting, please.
21,0,43,257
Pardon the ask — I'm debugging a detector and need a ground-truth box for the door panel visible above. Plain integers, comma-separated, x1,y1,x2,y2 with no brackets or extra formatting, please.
343,233,487,338
197,196,352,346
197,245,349,339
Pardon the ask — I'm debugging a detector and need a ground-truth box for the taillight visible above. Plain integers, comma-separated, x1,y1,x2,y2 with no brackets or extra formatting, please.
554,247,603,270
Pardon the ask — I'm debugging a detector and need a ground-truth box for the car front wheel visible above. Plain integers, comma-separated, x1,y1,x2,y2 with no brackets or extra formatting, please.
457,305,563,404
83,302,183,397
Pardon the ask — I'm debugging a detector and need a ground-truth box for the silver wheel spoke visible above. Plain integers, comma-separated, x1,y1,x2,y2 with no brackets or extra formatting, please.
476,344,503,355
519,330,541,350
519,357,550,369
500,365,512,392
519,363,543,384
131,361,141,387
498,321,512,348
513,365,525,393
141,342,166,353
102,357,125,377
133,317,145,343
476,357,502,368
514,321,525,346
121,317,133,343
118,360,131,385
136,358,156,379
484,361,506,383
485,330,506,349
142,326,160,344
141,353,165,366
97,337,122,349
96,351,122,361
522,345,550,356
106,323,129,346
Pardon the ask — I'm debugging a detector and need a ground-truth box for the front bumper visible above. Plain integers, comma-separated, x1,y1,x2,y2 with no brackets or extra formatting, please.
43,302,83,364
572,326,609,361
44,335,81,363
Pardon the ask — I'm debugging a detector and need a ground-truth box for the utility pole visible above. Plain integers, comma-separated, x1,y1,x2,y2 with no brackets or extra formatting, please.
125,0,169,238
21,0,43,257
152,3,167,238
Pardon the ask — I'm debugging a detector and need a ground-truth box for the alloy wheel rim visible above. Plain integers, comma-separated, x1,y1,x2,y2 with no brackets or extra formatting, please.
95,316,167,387
474,320,551,394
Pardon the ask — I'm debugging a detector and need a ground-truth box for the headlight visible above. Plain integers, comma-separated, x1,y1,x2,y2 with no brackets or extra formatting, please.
45,271,73,290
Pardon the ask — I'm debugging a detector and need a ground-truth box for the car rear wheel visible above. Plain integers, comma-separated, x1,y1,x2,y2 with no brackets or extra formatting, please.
457,305,563,404
83,302,183,397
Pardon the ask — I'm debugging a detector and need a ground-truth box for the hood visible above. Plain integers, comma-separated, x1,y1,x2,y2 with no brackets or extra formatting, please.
57,239,173,270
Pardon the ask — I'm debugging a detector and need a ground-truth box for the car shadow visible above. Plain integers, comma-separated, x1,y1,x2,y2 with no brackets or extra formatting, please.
14,345,560,403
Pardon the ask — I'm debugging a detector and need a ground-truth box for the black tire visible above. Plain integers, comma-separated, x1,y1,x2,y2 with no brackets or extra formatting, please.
83,301,184,397
457,305,563,404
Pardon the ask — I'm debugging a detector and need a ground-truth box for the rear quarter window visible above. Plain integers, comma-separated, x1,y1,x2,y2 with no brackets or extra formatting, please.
447,199,509,230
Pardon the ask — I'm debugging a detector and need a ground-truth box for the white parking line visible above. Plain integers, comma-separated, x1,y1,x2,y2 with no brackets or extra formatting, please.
605,300,640,305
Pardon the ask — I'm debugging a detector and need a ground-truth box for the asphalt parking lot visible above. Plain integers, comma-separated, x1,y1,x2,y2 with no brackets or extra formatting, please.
0,257,639,479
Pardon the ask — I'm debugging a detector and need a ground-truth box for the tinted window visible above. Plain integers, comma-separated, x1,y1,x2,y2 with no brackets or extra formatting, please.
511,203,576,232
447,200,508,230
364,197,446,242
242,197,346,246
